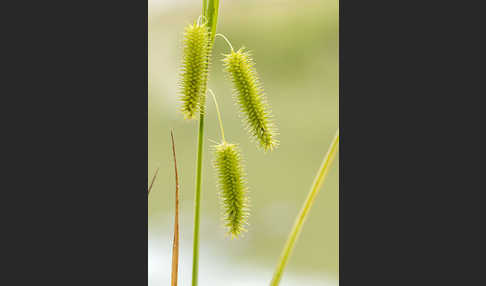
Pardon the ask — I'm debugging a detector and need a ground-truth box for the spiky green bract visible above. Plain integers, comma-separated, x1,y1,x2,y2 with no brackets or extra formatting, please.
213,142,249,238
223,48,278,151
179,21,209,119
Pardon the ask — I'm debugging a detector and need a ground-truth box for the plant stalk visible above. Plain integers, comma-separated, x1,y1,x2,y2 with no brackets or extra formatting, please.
148,167,159,195
170,131,180,286
270,130,339,286
192,1,219,286
192,114,204,286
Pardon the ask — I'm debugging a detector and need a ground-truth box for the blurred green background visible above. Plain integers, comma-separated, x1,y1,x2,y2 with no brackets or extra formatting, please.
149,0,338,285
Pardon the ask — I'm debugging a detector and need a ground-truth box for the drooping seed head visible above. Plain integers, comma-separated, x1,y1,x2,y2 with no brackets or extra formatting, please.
179,21,210,119
213,142,249,238
223,48,278,151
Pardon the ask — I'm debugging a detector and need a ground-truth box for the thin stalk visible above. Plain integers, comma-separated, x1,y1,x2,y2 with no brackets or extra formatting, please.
215,33,234,51
192,114,204,286
270,130,339,286
148,167,159,195
170,131,180,286
192,1,219,286
209,89,225,142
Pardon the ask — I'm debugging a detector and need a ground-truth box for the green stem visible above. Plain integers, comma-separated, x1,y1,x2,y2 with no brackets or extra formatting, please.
270,130,339,286
202,0,207,17
192,1,219,286
192,113,204,286
206,0,219,42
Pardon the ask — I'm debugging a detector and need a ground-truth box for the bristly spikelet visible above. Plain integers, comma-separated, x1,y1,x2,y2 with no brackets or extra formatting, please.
223,48,278,151
213,142,249,238
179,21,209,119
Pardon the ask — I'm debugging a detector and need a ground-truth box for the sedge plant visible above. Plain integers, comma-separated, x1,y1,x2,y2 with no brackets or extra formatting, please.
175,0,338,285
177,0,278,285
179,2,219,285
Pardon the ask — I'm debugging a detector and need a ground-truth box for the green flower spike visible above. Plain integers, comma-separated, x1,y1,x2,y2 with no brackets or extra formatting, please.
223,46,278,151
179,20,210,119
209,89,249,239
